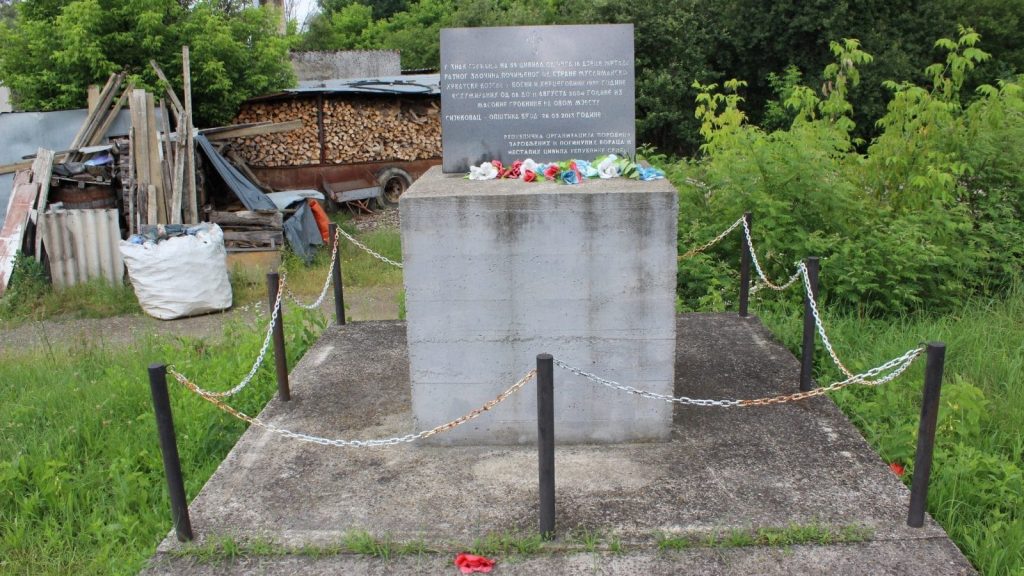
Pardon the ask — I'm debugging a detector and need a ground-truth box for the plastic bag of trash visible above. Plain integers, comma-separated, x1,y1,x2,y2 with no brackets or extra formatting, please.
119,223,232,320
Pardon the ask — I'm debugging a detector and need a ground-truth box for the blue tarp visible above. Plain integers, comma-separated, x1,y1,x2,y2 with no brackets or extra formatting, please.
194,134,277,212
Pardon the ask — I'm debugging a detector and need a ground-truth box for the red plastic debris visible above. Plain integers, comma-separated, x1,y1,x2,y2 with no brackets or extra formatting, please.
455,552,495,574
889,462,906,477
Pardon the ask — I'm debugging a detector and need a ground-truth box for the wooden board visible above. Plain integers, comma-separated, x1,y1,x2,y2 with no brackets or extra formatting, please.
0,173,41,296
31,148,55,259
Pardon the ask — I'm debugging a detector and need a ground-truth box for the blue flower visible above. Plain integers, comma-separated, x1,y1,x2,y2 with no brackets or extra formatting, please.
561,169,580,184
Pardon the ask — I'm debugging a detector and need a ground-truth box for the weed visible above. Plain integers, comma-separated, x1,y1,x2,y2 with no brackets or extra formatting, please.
470,532,544,558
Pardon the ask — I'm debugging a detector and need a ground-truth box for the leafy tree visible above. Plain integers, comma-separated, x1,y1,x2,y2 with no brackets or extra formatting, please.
0,0,294,126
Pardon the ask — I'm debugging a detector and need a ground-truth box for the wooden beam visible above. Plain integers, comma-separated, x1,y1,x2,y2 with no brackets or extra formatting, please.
198,121,272,136
68,72,124,160
0,160,33,175
183,45,198,225
209,210,283,228
145,92,167,224
204,119,303,141
88,82,134,147
87,85,100,113
31,148,55,259
150,59,185,122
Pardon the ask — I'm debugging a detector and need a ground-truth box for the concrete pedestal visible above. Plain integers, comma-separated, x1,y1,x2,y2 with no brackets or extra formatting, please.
400,166,677,444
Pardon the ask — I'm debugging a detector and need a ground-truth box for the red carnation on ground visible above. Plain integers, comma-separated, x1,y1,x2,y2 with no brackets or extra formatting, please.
455,552,495,573
889,462,905,477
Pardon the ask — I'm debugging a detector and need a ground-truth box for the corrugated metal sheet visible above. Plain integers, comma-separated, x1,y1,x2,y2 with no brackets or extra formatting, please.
248,74,441,102
41,209,124,288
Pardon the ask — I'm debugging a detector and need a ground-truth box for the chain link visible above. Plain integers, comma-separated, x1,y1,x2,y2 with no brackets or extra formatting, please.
280,227,341,310
679,217,745,259
798,261,856,379
554,345,924,408
337,226,403,268
174,369,536,447
741,218,802,292
167,281,283,398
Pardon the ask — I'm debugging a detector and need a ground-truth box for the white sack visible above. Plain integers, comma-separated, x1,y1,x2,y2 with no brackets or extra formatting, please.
119,224,233,320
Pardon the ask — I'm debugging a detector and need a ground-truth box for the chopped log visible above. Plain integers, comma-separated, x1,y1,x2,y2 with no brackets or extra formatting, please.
209,210,283,228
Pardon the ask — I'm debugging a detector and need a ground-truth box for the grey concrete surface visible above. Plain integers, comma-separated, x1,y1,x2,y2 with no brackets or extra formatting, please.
401,168,678,444
142,314,975,575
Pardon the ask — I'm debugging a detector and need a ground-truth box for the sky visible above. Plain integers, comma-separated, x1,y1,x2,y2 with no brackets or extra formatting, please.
290,0,319,29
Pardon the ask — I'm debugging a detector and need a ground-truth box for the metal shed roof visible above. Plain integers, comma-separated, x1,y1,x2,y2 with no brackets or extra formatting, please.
248,74,440,102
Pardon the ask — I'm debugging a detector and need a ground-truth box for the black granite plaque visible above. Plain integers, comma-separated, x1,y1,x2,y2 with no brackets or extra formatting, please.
440,24,635,173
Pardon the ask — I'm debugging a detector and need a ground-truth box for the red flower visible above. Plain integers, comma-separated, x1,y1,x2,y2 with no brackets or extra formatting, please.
504,160,523,179
889,462,905,477
522,169,537,182
455,553,495,574
543,164,560,180
490,160,503,175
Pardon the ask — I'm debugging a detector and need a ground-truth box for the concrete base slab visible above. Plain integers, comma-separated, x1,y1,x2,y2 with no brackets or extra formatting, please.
141,315,975,575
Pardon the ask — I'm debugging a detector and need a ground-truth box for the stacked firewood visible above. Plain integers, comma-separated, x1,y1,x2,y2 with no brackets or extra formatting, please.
230,96,441,167
231,100,321,166
324,99,440,164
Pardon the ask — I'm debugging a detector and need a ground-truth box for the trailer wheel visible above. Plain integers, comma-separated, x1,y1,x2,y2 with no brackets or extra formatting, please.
376,168,412,208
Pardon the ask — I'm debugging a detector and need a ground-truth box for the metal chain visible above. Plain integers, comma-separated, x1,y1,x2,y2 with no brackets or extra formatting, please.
739,345,924,406
337,226,403,268
553,359,741,407
167,282,282,398
798,261,856,379
679,217,745,259
741,218,800,292
554,345,924,408
750,268,802,295
280,227,341,310
175,369,536,447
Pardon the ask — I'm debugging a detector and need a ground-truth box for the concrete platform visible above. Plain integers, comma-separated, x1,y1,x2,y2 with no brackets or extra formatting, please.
142,314,975,575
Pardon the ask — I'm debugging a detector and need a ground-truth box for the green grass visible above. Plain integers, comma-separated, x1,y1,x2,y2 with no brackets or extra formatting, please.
756,286,1024,576
656,523,872,551
0,306,325,575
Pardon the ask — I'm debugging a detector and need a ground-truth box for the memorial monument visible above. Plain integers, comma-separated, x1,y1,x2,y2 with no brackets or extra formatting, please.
401,24,677,445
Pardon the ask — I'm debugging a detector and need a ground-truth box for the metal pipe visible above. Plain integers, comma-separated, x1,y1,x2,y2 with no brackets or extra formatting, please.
329,223,346,325
739,212,752,317
800,257,820,392
267,272,290,401
148,363,194,542
537,353,555,540
908,342,946,527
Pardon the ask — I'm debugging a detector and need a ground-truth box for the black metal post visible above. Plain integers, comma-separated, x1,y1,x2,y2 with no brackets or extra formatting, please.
908,342,946,527
329,223,346,325
267,272,290,401
148,363,194,542
739,212,752,317
799,257,820,392
537,353,555,540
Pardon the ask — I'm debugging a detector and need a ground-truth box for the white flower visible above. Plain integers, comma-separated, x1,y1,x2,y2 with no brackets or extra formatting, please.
597,154,621,179
519,158,540,179
469,161,499,180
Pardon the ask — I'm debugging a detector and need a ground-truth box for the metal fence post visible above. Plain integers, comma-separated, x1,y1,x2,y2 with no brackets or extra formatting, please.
908,342,946,527
267,272,290,401
148,363,194,542
537,353,555,540
329,223,346,325
799,257,820,392
739,212,752,317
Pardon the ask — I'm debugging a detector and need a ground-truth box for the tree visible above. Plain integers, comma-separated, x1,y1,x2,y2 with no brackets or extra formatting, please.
0,0,295,126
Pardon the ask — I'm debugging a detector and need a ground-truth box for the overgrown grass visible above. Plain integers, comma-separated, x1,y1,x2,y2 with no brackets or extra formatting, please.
0,306,325,575
756,285,1024,576
656,523,873,551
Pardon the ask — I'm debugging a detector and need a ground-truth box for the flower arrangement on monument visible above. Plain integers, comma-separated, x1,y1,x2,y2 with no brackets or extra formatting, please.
467,154,665,183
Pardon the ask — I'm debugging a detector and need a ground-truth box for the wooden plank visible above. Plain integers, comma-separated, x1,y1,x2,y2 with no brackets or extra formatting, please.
0,176,41,296
129,90,151,226
209,210,283,228
159,99,182,224
67,72,117,154
145,92,167,224
68,72,123,161
87,82,134,147
198,121,272,136
87,85,100,113
222,229,284,244
183,45,198,224
0,160,33,175
204,119,303,141
150,59,185,121
225,149,273,193
30,148,55,259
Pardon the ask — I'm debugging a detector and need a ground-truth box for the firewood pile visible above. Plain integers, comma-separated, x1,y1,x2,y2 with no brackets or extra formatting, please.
229,96,441,168
231,100,321,166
